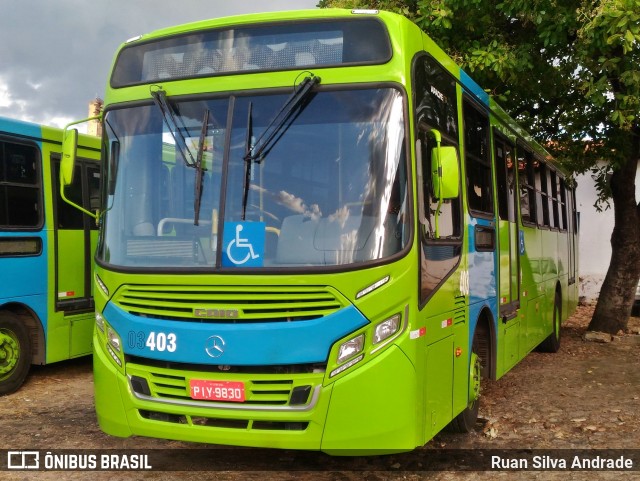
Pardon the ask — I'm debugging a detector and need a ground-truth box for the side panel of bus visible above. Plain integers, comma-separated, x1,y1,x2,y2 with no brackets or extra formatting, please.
42,125,99,363
1,119,99,394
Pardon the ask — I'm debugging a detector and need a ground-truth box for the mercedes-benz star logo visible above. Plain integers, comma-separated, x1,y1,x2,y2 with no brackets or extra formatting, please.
205,335,225,358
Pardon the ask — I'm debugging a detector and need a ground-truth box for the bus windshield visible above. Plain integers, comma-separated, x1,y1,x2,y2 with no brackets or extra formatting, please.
98,87,410,269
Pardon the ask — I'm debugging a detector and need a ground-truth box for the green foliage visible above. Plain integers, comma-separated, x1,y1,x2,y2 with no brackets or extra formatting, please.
318,0,640,205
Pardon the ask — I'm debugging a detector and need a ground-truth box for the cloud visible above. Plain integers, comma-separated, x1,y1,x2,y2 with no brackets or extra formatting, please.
0,0,318,128
277,190,322,220
0,76,28,116
0,78,13,108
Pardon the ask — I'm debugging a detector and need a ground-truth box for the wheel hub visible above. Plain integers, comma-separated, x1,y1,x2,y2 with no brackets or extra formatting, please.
0,330,20,376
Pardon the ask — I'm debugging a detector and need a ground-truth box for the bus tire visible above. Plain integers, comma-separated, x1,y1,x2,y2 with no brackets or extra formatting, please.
0,312,32,395
538,293,561,353
446,335,481,433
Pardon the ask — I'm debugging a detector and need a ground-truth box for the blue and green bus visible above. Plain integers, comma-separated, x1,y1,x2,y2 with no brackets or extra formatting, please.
0,117,100,394
62,9,578,453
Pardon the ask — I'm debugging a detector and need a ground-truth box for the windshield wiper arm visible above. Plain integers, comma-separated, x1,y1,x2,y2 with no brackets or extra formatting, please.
150,86,197,168
241,101,254,221
151,87,210,226
245,74,320,163
194,109,209,226
241,74,320,221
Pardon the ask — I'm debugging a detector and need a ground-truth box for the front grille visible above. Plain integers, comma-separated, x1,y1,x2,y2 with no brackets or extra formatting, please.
112,284,347,322
127,362,323,409
149,372,294,405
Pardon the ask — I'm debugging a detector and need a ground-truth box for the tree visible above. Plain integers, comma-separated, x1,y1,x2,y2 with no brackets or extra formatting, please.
318,0,640,334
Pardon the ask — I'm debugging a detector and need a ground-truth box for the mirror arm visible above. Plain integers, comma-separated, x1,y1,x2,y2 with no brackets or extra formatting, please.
64,115,101,133
59,173,98,220
431,130,443,239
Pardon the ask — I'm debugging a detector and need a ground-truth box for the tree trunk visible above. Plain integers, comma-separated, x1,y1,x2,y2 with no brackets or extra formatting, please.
588,135,640,334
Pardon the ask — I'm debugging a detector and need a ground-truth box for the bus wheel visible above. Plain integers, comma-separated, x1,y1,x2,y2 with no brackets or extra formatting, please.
446,339,481,433
0,312,32,395
538,293,561,353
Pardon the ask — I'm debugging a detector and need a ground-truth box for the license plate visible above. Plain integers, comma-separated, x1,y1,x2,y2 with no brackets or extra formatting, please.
189,379,245,402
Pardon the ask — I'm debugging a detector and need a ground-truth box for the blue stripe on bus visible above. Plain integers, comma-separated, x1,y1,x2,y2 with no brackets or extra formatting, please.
0,116,42,138
102,302,369,365
467,216,498,348
460,71,490,107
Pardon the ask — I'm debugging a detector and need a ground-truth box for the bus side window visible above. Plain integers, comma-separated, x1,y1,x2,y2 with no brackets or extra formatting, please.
0,140,41,228
463,100,493,216
518,146,536,225
495,133,516,223
88,166,101,227
537,161,550,227
550,170,561,229
58,165,84,229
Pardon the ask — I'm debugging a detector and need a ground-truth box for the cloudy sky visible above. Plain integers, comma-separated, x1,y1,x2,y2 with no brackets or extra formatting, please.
0,0,318,130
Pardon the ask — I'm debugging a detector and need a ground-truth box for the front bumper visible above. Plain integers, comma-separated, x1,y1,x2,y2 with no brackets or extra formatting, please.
93,328,419,453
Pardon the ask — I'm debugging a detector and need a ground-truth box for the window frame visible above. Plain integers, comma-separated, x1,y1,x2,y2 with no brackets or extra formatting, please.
462,97,494,218
494,130,516,223
517,143,537,227
0,136,44,231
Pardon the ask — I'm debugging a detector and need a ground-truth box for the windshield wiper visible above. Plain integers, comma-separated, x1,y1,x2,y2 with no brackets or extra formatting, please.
245,75,320,163
150,86,197,168
151,87,210,226
241,74,321,220
194,109,209,226
242,101,254,221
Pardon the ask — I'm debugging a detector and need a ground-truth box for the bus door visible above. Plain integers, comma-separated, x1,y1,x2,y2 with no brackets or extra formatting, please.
53,159,100,325
494,133,520,319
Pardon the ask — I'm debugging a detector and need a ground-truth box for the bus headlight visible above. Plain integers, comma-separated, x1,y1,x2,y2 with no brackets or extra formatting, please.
107,327,122,353
95,312,106,333
373,314,401,344
336,334,364,364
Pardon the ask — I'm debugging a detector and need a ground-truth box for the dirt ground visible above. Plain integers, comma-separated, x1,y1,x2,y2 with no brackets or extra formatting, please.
1,304,639,481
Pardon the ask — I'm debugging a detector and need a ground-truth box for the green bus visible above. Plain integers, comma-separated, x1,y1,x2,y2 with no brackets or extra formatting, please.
63,9,579,453
0,116,100,394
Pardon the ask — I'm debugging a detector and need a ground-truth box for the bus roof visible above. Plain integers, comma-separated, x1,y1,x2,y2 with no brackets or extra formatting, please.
108,8,558,172
0,115,100,152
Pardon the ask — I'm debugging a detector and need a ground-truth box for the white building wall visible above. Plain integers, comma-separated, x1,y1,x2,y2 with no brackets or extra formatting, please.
575,160,640,300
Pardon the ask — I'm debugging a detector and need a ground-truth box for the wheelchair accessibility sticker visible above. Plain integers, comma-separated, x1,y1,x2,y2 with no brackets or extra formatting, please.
222,222,265,267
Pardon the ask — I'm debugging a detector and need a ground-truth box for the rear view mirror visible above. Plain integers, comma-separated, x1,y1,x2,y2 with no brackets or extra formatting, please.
431,145,459,200
60,120,99,220
61,128,78,186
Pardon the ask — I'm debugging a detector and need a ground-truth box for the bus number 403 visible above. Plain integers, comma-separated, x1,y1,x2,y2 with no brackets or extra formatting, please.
128,331,177,353
146,332,177,352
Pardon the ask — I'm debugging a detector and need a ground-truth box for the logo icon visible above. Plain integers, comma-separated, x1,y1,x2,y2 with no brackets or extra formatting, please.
194,308,239,319
7,451,39,470
205,335,225,358
222,222,265,267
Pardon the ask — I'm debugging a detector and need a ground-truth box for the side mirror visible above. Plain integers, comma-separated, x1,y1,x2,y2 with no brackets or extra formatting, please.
59,121,98,220
61,128,78,186
431,145,459,200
